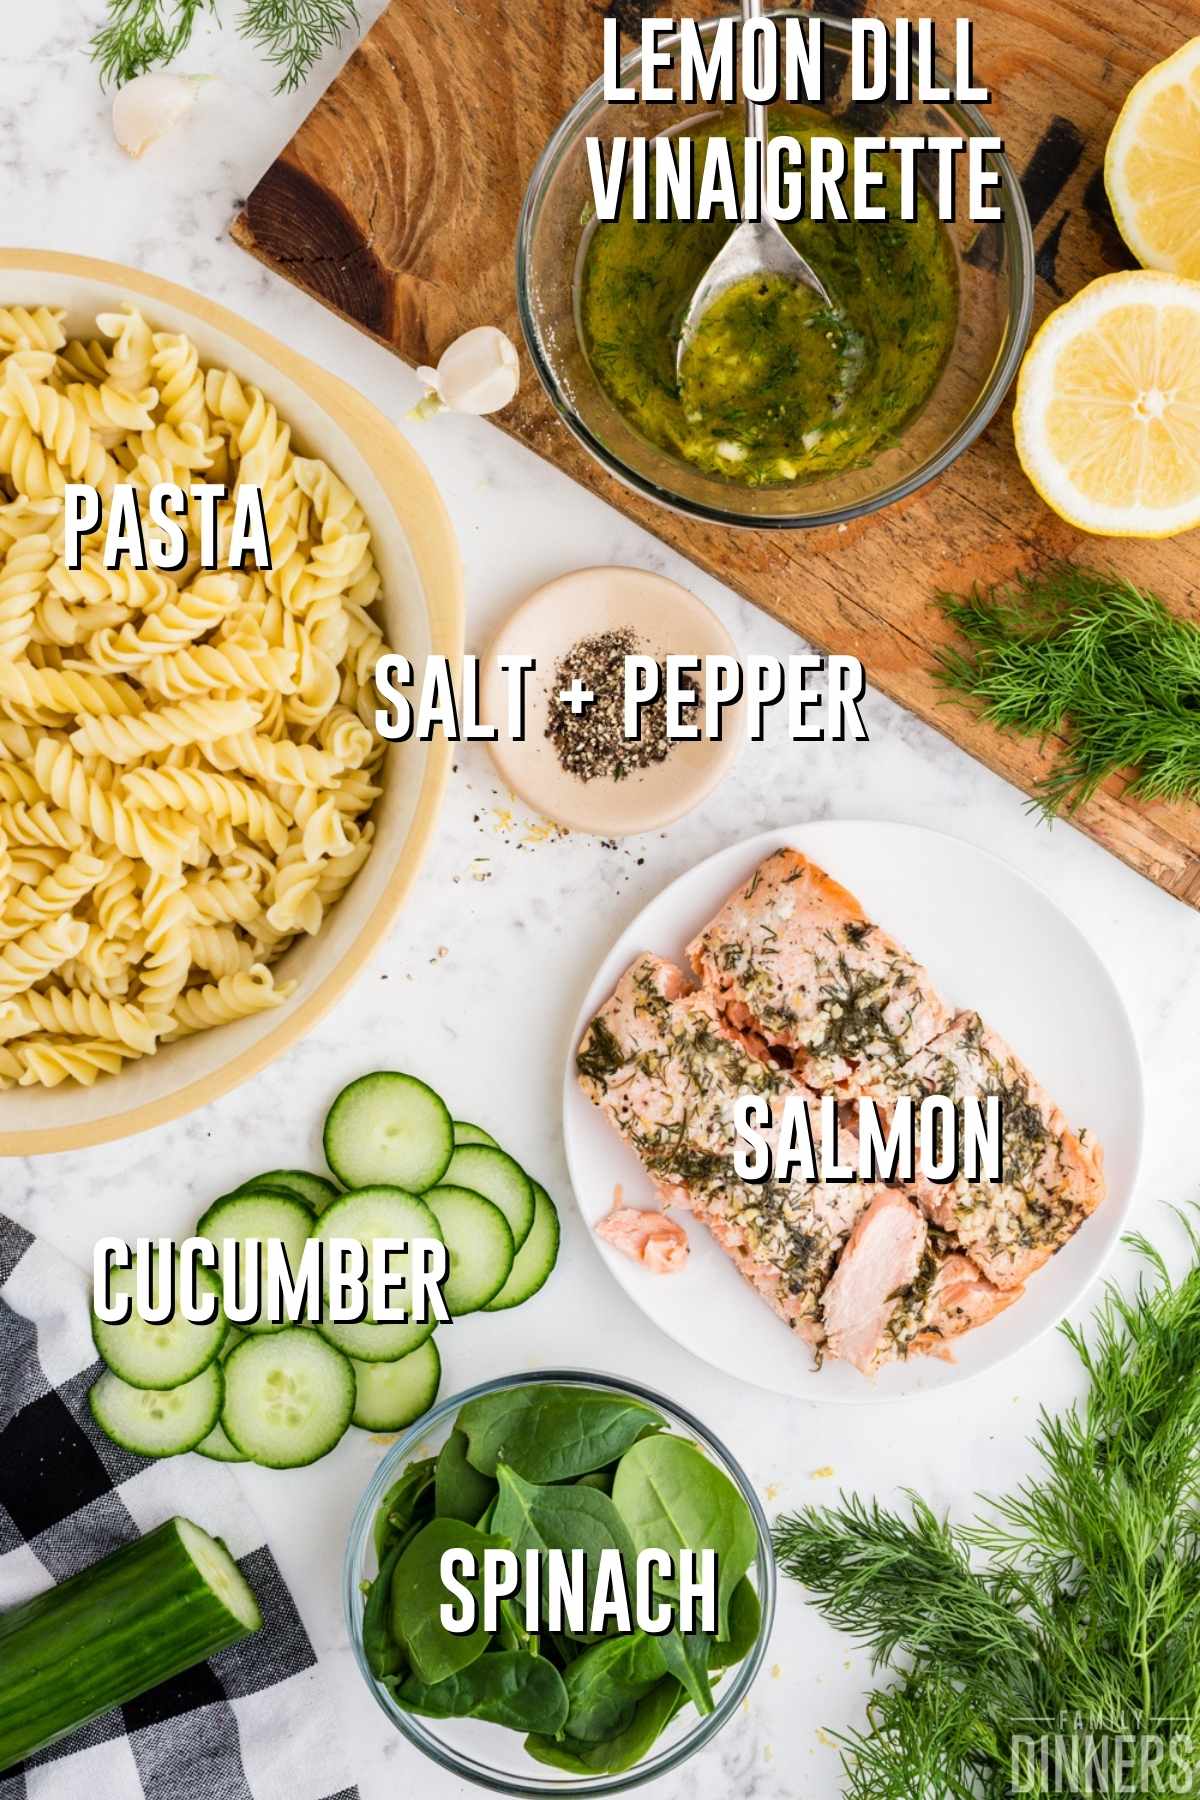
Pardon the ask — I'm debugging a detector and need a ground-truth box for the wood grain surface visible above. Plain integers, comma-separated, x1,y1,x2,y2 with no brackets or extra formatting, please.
233,0,1200,907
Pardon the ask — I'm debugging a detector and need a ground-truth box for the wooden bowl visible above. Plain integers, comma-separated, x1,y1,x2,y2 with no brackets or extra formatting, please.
0,251,461,1156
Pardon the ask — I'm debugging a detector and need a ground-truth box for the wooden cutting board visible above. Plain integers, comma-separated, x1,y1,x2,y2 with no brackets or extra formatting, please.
232,0,1200,908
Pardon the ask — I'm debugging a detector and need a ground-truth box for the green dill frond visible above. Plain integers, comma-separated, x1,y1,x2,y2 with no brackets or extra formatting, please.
935,563,1200,815
91,0,216,86
776,1216,1200,1796
237,0,358,91
90,0,355,89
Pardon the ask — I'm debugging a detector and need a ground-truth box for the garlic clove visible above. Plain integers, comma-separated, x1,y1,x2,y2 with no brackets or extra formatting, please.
112,72,207,160
433,327,520,415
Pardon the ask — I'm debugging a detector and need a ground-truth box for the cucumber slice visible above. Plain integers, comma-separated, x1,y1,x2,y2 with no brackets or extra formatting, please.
442,1145,535,1251
91,1250,226,1390
316,1314,437,1364
312,1184,443,1330
233,1170,340,1215
324,1072,453,1192
196,1188,313,1334
311,1180,443,1361
220,1179,316,1215
195,1330,249,1462
90,1363,223,1458
484,1182,561,1312
193,1419,247,1463
221,1329,355,1468
423,1185,514,1314
351,1337,440,1431
452,1120,498,1149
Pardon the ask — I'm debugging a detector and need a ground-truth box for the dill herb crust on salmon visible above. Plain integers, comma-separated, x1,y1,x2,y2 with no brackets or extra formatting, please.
900,1010,1105,1289
686,848,949,1097
577,849,1106,1377
576,953,878,1342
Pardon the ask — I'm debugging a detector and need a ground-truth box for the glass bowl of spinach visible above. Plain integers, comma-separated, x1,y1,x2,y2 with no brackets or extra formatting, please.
344,1369,775,1793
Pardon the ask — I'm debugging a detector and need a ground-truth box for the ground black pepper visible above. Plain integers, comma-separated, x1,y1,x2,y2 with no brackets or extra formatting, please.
546,629,692,783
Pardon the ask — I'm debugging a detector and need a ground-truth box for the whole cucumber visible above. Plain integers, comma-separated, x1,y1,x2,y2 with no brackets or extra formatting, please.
0,1516,262,1771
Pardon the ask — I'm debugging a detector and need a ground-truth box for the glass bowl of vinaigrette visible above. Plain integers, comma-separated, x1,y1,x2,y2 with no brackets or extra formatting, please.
516,10,1034,529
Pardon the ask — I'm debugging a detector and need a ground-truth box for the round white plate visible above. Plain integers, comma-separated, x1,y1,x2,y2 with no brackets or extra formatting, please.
562,821,1144,1401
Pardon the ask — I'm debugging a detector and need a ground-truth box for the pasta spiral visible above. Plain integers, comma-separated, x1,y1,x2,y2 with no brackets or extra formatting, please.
3,986,167,1054
119,765,290,854
0,847,109,940
70,696,259,763
0,359,117,494
0,916,89,1001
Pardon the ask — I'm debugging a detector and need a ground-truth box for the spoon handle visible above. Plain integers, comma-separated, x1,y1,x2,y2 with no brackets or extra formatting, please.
742,0,766,220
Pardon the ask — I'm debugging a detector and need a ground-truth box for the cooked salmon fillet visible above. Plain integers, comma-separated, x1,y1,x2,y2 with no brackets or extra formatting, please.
899,1011,1106,1289
687,848,950,1097
576,953,879,1338
579,850,1105,1379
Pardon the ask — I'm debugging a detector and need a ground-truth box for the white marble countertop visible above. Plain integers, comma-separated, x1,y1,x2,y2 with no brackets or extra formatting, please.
7,9,1200,1797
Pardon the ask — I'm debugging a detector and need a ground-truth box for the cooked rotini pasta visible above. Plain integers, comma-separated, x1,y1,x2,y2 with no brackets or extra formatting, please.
0,304,393,1089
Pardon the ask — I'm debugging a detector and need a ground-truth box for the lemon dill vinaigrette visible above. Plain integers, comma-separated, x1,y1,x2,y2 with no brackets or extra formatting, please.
578,15,996,487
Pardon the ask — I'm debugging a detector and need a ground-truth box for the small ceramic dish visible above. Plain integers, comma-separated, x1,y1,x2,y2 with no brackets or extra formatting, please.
481,566,742,836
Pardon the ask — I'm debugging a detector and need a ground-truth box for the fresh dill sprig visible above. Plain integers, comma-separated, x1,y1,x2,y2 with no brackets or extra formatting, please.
237,0,358,93
91,0,216,86
90,0,357,92
774,1215,1200,1798
934,563,1200,814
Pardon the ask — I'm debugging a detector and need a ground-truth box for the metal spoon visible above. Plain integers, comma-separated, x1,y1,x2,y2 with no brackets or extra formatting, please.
676,0,830,378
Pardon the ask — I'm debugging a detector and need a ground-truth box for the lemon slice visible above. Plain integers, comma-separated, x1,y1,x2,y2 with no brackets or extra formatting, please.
1105,37,1200,277
1013,270,1200,538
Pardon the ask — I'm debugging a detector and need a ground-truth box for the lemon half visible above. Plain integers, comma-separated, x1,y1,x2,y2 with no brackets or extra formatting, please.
1106,37,1200,278
1013,270,1200,538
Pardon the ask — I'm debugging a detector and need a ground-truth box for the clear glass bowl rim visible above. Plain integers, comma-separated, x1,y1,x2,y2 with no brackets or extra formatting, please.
515,9,1036,531
343,1366,778,1796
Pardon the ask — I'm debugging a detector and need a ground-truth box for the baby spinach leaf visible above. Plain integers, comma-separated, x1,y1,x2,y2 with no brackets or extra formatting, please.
493,1462,638,1628
392,1516,505,1685
708,1576,760,1670
612,1435,756,1638
373,1456,436,1561
574,1470,614,1494
436,1428,498,1523
394,1650,568,1734
525,1678,686,1774
560,1631,666,1742
660,1626,714,1715
458,1385,664,1482
363,1538,409,1681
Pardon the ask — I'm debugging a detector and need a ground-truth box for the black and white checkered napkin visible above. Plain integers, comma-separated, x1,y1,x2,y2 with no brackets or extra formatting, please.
0,1215,359,1800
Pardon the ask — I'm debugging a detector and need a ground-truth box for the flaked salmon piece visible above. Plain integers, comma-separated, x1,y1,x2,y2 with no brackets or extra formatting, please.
900,1010,1105,1290
687,848,950,1097
576,952,879,1335
595,1206,690,1273
906,1252,1023,1360
819,1190,926,1373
